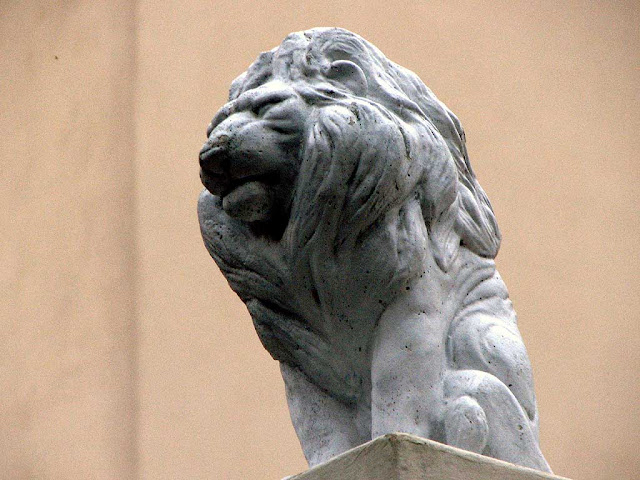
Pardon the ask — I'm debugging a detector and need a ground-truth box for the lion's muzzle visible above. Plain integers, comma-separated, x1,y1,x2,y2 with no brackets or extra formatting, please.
199,128,275,222
199,81,310,227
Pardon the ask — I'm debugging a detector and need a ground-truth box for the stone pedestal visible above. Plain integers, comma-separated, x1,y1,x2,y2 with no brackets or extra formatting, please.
291,434,568,480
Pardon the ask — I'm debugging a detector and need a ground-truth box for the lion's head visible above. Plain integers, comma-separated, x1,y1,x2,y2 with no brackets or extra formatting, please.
200,27,499,267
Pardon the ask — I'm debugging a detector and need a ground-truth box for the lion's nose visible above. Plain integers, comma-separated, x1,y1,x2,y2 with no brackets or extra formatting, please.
199,134,230,174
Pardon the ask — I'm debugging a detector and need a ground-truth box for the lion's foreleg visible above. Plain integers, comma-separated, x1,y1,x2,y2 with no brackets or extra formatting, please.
370,304,446,441
280,363,367,467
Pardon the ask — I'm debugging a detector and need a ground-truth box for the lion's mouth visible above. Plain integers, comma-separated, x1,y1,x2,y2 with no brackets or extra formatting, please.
200,154,277,194
200,146,279,223
199,112,298,229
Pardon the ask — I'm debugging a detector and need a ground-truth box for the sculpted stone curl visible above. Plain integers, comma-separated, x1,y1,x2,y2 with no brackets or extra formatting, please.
198,28,551,472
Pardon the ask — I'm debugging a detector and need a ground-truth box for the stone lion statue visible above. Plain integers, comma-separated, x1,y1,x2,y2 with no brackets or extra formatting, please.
198,28,551,472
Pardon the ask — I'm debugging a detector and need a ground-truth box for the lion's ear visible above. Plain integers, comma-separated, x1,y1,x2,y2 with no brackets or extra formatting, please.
326,60,368,96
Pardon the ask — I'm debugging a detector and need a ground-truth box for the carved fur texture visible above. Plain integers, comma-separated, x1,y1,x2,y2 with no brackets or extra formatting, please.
198,28,551,472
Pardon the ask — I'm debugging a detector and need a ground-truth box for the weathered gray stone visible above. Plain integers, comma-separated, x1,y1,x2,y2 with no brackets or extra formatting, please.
291,433,567,480
198,28,551,473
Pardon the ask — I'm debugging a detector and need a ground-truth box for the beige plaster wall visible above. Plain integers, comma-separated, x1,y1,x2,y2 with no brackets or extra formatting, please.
2,1,638,480
1,2,138,479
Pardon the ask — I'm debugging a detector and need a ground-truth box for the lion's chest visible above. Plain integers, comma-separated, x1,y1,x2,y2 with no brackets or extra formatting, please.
263,203,433,401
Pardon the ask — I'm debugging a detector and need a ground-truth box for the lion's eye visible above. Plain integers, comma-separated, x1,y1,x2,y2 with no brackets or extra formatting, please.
256,101,279,117
252,91,291,117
